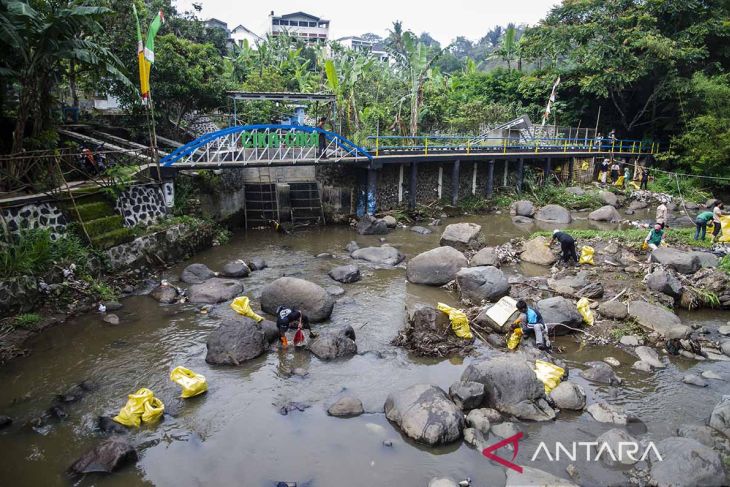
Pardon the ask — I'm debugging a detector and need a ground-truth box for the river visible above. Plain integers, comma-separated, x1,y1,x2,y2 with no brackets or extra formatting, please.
0,212,727,486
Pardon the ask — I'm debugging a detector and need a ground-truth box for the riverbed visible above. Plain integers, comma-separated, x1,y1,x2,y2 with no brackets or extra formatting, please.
0,212,728,486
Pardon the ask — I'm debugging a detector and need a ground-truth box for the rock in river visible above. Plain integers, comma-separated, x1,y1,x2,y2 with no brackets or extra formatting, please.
536,296,583,334
356,215,389,235
448,381,485,410
68,437,137,474
535,204,572,224
549,381,586,410
328,265,361,284
248,257,267,271
650,437,725,487
521,236,557,266
599,301,627,320
149,284,179,304
461,355,556,421
308,326,357,360
407,246,467,285
589,205,622,222
646,269,683,298
470,247,499,267
456,266,510,303
580,361,621,385
709,395,730,438
510,200,535,217
351,246,404,266
650,247,701,274
635,346,665,369
220,259,250,278
586,402,628,424
180,263,216,284
628,300,689,339
188,278,244,304
327,395,364,417
596,428,639,466
205,319,266,365
599,190,619,207
439,223,482,251
260,277,334,322
506,467,578,487
384,384,464,446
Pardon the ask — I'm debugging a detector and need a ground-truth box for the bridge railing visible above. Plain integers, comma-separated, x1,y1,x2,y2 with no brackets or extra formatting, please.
365,135,658,156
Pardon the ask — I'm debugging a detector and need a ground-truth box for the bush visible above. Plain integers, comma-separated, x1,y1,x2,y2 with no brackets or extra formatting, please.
531,228,713,249
14,313,42,330
650,172,710,203
0,229,91,279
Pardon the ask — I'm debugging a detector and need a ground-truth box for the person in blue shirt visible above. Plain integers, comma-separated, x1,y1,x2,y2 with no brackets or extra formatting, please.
511,299,551,350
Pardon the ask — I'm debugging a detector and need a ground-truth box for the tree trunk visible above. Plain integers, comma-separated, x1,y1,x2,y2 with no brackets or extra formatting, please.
69,60,79,109
12,81,33,153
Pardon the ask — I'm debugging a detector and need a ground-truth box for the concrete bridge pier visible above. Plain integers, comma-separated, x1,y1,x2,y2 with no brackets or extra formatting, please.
516,158,524,193
451,160,460,205
568,158,574,184
485,159,495,199
367,167,378,215
543,158,552,184
409,162,417,210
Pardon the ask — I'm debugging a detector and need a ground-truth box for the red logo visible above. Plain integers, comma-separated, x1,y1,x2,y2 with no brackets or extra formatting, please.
482,432,524,473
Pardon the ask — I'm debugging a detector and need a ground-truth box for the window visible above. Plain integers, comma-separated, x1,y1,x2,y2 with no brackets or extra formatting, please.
280,20,289,26
272,19,280,25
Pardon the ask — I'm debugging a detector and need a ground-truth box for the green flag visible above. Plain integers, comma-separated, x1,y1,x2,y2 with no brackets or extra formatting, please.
144,10,165,64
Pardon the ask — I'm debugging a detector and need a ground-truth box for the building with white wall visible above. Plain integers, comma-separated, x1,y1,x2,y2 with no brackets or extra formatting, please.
335,36,390,62
231,25,262,47
268,11,329,42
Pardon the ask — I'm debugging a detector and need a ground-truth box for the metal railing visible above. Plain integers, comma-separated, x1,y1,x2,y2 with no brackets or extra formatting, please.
366,135,658,157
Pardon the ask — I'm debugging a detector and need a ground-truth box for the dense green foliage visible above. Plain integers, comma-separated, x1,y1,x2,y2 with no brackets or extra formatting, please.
0,229,91,278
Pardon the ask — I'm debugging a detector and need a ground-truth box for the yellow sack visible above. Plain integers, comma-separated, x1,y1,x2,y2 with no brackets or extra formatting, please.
614,175,625,186
718,215,730,243
576,297,594,326
534,359,565,394
507,327,523,350
141,397,165,423
579,245,595,265
581,161,589,170
170,366,208,398
597,171,606,181
230,296,264,322
641,241,648,251
436,302,473,340
113,388,154,427
630,181,640,190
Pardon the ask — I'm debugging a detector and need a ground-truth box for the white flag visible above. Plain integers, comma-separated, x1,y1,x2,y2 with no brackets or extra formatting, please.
542,76,561,126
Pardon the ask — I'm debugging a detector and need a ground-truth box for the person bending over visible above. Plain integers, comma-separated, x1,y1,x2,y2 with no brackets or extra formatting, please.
511,300,551,350
551,229,578,266
275,306,310,347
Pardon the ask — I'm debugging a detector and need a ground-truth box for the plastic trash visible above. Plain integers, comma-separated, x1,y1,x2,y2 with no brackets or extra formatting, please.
641,241,648,251
534,359,565,394
113,388,154,427
507,327,523,350
293,328,305,346
718,215,730,243
436,302,473,340
141,397,165,423
230,296,264,322
170,366,208,398
614,175,625,186
576,297,594,326
484,296,519,332
579,245,595,265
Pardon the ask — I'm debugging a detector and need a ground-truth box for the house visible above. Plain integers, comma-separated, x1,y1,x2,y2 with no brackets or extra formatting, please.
204,18,229,32
268,11,329,42
231,24,262,47
335,36,390,62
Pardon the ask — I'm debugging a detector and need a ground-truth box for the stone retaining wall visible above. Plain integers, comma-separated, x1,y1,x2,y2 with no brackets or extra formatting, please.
1,201,67,240
115,184,168,227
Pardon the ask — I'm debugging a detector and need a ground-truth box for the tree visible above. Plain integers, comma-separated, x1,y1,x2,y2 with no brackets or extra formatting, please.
0,0,129,153
495,23,517,70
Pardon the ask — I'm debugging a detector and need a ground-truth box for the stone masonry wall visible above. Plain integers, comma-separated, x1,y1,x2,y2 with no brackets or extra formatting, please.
1,201,67,240
115,184,168,227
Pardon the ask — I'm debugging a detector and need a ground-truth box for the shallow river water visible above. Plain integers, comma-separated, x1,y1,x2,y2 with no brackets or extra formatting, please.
0,212,728,486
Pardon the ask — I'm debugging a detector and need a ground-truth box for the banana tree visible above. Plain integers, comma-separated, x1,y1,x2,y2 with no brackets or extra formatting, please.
323,52,373,136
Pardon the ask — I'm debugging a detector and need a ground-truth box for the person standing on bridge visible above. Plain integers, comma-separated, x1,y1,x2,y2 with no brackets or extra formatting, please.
317,117,328,159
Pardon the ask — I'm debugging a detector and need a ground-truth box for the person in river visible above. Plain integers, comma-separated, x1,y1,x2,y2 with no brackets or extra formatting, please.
644,223,664,262
275,306,310,347
695,210,714,241
551,229,578,266
712,202,724,243
511,300,551,351
655,201,668,229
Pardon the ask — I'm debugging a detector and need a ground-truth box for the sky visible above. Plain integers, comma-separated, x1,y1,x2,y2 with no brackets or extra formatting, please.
175,0,560,45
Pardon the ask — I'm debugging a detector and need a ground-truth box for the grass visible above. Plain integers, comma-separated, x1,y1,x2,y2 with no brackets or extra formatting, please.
13,313,42,330
0,229,91,279
720,255,730,274
531,228,714,249
608,320,646,341
650,172,711,203
88,279,117,301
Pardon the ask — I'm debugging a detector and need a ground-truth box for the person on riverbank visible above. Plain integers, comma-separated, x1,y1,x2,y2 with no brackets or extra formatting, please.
695,210,714,241
623,165,631,189
610,161,620,184
551,229,578,266
275,306,310,347
511,299,551,351
712,202,724,243
644,223,664,262
640,167,649,190
599,159,609,187
655,201,668,229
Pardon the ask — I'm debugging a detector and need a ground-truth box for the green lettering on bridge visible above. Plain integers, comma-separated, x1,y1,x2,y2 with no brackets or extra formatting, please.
238,130,319,148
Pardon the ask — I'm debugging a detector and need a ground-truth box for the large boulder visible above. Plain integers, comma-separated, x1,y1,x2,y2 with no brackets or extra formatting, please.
461,356,556,421
448,381,486,410
629,200,649,210
393,304,474,357
68,437,138,474
506,467,578,487
188,278,244,304
510,200,535,217
470,247,500,267
220,260,250,278
205,319,266,365
351,246,404,266
650,248,701,274
327,395,364,417
549,381,586,410
356,215,389,235
635,346,665,369
580,361,621,385
535,204,572,224
248,257,267,271
598,301,628,320
599,190,619,207
382,215,397,228
149,284,179,304
586,402,628,424
406,246,467,285
439,223,482,251
650,437,725,487
689,251,719,268
521,236,558,266
646,269,683,298
589,205,622,222
260,277,334,322
536,296,583,334
328,265,361,284
456,266,510,303
596,429,639,466
384,384,464,445
308,326,357,360
628,301,690,339
709,395,730,438
180,263,216,284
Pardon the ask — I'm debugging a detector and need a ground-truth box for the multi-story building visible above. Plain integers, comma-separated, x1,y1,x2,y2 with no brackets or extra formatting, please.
268,11,329,42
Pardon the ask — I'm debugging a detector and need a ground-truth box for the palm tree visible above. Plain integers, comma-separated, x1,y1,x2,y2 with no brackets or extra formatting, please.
324,52,373,136
496,23,517,70
0,1,129,154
